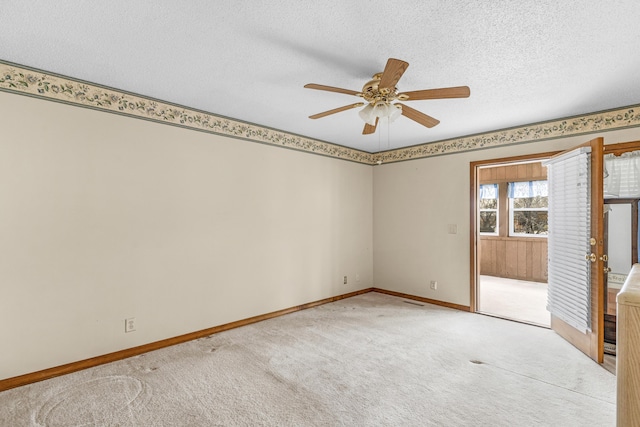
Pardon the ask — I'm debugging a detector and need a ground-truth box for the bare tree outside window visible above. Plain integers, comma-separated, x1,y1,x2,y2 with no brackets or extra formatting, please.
511,195,548,235
479,194,498,234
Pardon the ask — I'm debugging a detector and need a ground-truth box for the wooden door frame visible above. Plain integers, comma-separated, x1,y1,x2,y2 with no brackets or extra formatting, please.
604,140,640,156
469,151,559,313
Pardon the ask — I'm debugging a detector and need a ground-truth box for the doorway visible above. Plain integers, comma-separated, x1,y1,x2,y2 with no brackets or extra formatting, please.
472,139,628,366
603,199,638,354
474,159,551,327
601,140,640,354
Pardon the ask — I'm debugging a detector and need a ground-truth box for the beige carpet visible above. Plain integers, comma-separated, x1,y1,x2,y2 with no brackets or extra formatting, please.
0,293,615,426
478,275,551,327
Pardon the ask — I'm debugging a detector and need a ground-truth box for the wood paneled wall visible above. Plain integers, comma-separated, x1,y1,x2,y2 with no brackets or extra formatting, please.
479,162,548,283
479,161,547,183
480,237,548,282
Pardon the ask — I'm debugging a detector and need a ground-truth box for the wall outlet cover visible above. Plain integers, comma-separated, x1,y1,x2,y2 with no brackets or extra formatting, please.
125,317,136,333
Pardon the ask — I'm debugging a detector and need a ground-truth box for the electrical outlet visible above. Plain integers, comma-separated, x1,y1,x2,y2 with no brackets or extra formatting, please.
343,275,348,285
448,224,457,234
125,317,136,333
430,280,438,290
356,273,361,282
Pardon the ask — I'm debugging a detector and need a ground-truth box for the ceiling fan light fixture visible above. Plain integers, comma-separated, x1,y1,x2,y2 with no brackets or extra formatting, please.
358,103,376,124
372,100,390,118
387,104,402,123
360,101,402,124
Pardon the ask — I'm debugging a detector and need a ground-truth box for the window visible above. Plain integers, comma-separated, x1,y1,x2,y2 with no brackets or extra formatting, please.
479,184,498,235
508,180,548,236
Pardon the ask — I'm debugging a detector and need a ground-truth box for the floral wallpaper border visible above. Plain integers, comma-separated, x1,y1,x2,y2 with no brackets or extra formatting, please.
0,61,374,164
376,107,640,164
2,60,640,165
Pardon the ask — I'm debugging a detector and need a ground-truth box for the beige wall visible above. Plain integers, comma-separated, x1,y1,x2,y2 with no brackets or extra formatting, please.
4,85,640,381
373,127,640,307
0,92,373,380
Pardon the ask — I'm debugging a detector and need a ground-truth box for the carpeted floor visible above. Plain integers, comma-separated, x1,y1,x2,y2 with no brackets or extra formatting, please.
0,292,616,426
478,275,550,327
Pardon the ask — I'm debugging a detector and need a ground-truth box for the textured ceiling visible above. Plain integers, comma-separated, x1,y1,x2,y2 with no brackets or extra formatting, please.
1,1,640,153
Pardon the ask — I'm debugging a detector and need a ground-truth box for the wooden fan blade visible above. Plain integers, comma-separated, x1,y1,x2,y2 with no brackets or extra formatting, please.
363,117,379,135
378,58,409,90
309,102,365,119
399,86,470,100
397,103,440,128
304,83,361,96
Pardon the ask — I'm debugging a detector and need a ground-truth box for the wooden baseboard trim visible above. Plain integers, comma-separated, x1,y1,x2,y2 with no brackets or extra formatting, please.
0,288,374,392
372,288,471,312
0,287,467,392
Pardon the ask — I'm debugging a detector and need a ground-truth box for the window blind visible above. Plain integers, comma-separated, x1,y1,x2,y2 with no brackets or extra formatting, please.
604,151,640,198
543,147,592,333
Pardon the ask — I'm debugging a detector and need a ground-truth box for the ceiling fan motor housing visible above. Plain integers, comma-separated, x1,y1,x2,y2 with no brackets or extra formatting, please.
360,74,407,105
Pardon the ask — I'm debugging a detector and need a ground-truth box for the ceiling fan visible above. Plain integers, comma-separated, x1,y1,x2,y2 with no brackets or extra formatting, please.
304,58,470,135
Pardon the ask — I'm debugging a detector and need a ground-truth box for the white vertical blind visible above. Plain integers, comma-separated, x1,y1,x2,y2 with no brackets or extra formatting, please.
543,147,592,333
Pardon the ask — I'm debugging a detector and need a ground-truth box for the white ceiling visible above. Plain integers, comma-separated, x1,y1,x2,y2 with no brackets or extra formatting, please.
2,1,640,153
